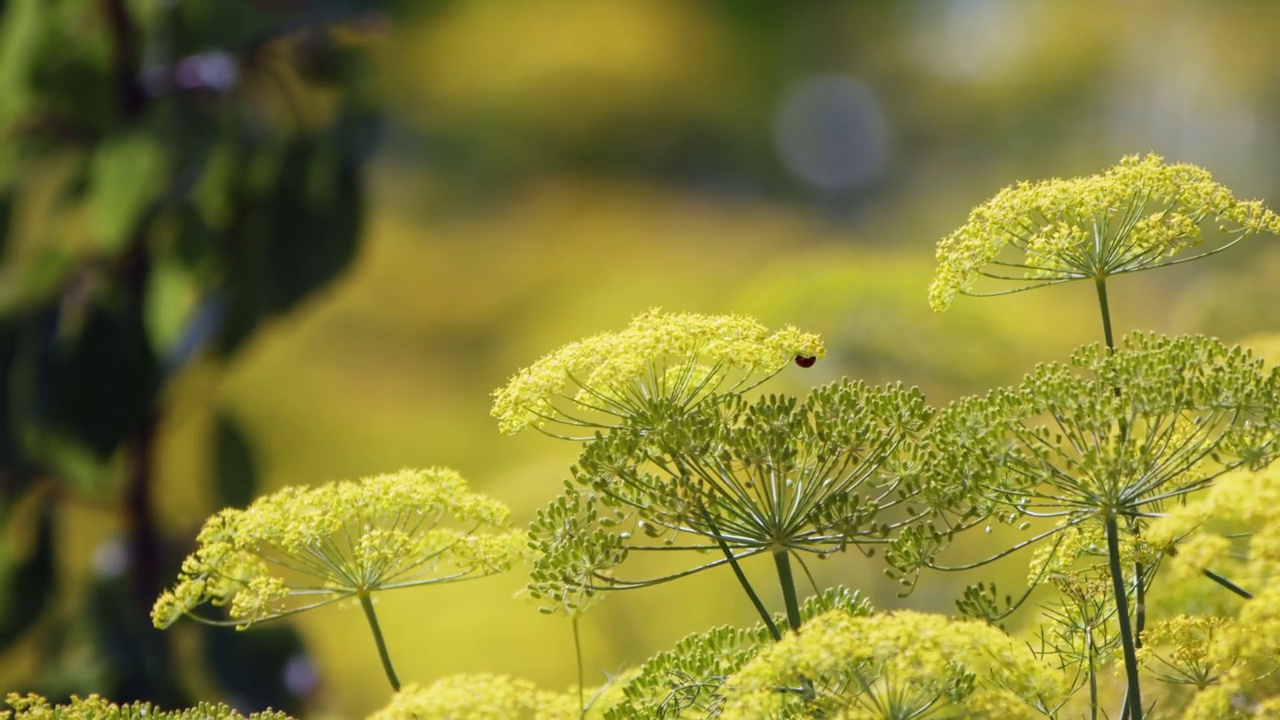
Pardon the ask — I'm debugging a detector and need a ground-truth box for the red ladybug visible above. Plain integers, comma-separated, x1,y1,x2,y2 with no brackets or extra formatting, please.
794,356,817,368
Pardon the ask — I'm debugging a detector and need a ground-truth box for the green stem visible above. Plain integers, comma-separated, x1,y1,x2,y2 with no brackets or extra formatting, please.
1201,567,1253,600
1135,559,1147,646
772,548,803,633
573,616,586,718
358,591,401,692
1087,629,1098,720
1104,512,1143,720
701,506,782,641
1094,277,1116,352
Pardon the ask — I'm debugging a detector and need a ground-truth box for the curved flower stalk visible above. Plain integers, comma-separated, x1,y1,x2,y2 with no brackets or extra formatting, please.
889,333,1280,719
152,468,526,691
606,587,871,720
929,153,1280,314
491,309,824,438
528,380,932,632
367,675,596,720
2,694,293,720
719,609,1064,720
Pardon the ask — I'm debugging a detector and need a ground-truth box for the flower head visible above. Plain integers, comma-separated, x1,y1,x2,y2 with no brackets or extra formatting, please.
368,675,584,720
605,588,871,720
527,380,932,613
888,333,1280,603
492,309,824,437
153,468,525,628
720,609,1063,719
930,154,1280,311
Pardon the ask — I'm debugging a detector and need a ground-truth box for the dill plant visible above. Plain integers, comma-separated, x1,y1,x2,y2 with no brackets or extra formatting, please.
898,154,1280,720
498,311,935,629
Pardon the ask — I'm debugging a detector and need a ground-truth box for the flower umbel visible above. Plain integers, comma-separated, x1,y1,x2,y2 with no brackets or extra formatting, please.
491,309,824,437
720,609,1063,720
929,154,1280,311
153,467,523,629
528,380,931,629
153,468,525,691
367,675,586,720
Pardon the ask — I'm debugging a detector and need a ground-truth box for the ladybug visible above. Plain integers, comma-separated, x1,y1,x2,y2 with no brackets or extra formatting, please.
794,356,817,368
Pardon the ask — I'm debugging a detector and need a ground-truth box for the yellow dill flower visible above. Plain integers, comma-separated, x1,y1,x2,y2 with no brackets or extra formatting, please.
152,467,524,628
721,609,1063,720
1182,587,1280,719
1138,615,1232,689
2,693,294,720
153,468,525,691
930,154,1280,311
367,675,588,720
491,308,824,437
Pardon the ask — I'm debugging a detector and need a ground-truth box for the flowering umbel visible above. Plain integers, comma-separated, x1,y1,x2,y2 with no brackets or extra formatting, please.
720,609,1063,719
929,154,1280,311
152,468,525,629
491,308,824,437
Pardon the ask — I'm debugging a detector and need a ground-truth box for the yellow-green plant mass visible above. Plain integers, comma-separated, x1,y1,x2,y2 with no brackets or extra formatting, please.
367,675,584,720
720,609,1064,719
152,468,524,628
929,154,1280,311
491,308,825,436
2,693,294,720
127,155,1280,719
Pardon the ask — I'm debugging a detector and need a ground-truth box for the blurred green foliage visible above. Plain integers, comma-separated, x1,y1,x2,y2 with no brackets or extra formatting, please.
0,0,381,713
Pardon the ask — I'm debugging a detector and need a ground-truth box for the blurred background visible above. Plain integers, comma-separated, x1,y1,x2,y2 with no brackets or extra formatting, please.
3,0,1280,716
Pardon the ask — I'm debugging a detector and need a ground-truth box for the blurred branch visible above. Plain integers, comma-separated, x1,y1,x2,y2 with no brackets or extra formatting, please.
100,0,147,119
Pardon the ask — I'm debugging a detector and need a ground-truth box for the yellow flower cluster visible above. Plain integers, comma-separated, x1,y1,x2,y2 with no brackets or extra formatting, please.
1146,466,1280,717
1138,615,1232,689
929,154,1280,311
2,694,293,720
367,675,584,720
152,468,525,628
491,308,824,435
721,610,1063,719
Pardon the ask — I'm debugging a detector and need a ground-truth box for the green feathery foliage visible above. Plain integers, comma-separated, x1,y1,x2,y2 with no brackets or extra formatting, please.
607,587,872,720
491,309,824,437
2,694,294,720
719,609,1064,720
528,380,932,614
929,154,1280,311
153,468,525,629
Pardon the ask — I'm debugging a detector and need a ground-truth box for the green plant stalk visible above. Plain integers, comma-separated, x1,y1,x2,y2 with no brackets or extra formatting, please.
358,591,401,692
772,548,803,633
1087,629,1099,720
1104,511,1143,720
1094,277,1117,353
1202,567,1253,600
573,616,586,718
1097,277,1149,669
701,505,782,641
